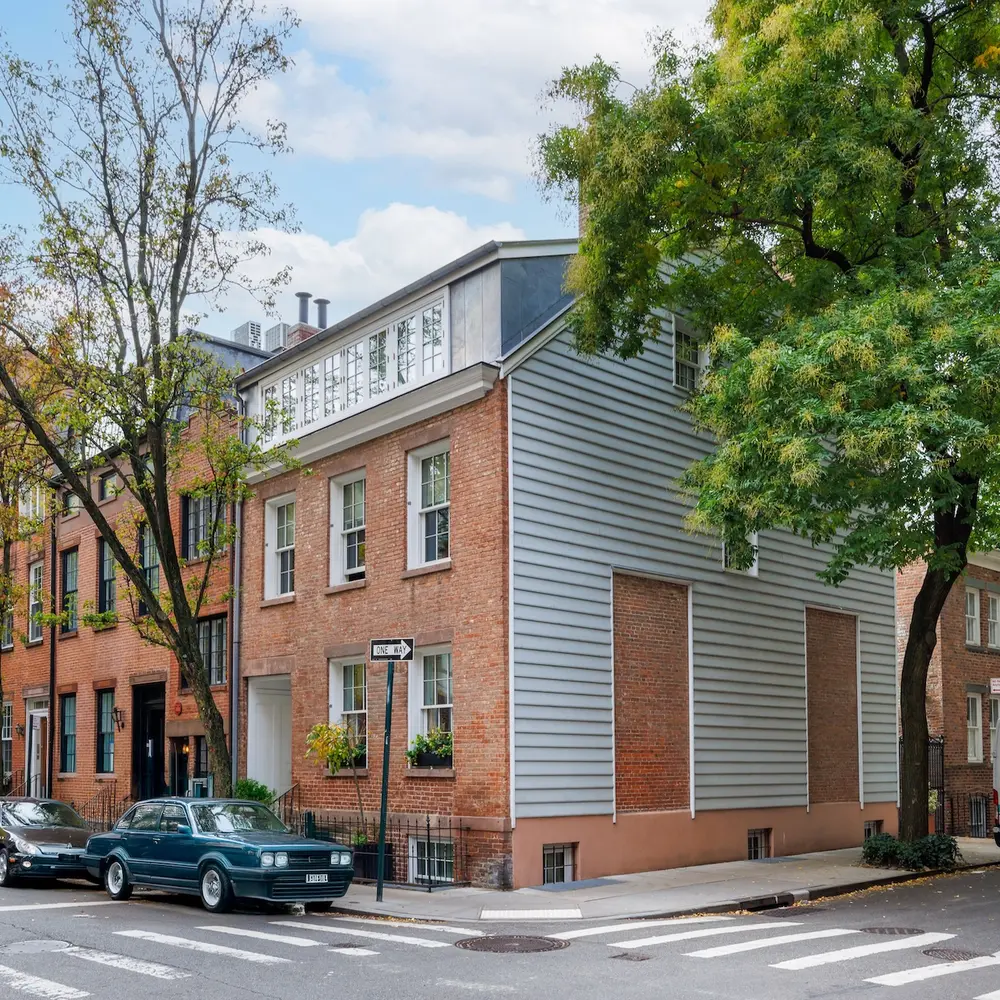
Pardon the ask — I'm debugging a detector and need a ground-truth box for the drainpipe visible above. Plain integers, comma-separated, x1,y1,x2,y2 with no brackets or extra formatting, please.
47,507,56,798
230,394,247,786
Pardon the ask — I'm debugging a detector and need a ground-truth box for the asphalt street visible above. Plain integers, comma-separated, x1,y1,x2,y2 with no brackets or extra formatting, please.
0,870,999,999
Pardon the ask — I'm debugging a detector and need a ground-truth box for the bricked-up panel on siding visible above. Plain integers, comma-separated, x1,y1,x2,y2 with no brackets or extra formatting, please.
613,573,689,813
806,608,859,805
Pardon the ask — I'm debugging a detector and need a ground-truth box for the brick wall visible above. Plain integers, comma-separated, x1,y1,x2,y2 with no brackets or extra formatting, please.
806,607,859,805
612,573,689,813
239,381,510,885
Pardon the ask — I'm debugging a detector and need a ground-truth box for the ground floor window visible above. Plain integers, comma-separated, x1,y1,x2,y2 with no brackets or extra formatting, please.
408,837,454,884
543,843,575,884
863,819,884,839
747,828,772,860
1,703,12,783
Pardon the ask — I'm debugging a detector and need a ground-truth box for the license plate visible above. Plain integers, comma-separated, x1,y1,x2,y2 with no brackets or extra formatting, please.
305,873,329,884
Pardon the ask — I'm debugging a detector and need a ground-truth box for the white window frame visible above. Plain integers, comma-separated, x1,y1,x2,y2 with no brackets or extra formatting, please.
542,843,575,884
968,693,984,763
28,560,43,643
407,836,454,884
723,532,759,577
1,703,11,782
407,646,453,747
328,660,367,747
966,588,981,646
264,493,296,599
0,612,12,651
19,483,45,521
672,319,707,392
407,440,450,570
328,470,366,587
989,595,1000,649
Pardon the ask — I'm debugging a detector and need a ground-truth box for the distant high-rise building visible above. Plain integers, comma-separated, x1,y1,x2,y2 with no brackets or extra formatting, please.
265,322,290,353
232,321,262,350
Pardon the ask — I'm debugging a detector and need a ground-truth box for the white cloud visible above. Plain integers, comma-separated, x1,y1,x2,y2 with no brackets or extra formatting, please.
210,202,525,335
244,0,712,198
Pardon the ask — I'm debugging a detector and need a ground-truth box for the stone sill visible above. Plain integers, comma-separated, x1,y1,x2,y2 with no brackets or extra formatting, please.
58,631,79,641
327,768,369,779
95,774,117,782
401,560,452,581
405,767,455,779
325,580,366,596
55,772,75,779
260,594,295,608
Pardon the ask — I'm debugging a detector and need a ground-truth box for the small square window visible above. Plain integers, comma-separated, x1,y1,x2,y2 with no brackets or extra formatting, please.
747,828,772,860
863,819,883,840
408,837,454,884
543,843,576,884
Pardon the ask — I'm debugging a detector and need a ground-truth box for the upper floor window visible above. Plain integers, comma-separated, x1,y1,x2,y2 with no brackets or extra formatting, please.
1,704,12,780
61,548,78,633
183,495,224,560
968,693,984,763
28,560,43,643
98,471,118,501
330,661,367,760
265,496,295,598
674,328,703,392
411,650,453,736
723,533,759,577
422,303,445,374
330,474,366,586
99,539,117,615
62,490,80,518
197,616,227,686
19,483,45,522
408,443,450,568
989,595,999,649
96,689,115,773
139,524,160,615
59,694,76,773
0,612,12,651
966,588,981,645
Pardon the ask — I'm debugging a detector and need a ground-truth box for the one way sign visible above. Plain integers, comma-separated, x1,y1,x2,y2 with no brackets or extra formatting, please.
369,637,414,661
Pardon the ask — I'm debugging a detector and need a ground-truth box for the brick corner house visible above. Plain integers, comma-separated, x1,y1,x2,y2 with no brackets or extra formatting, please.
236,239,898,889
898,552,1000,838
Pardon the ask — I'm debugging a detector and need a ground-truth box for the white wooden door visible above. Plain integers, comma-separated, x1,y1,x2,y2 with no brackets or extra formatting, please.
246,676,292,797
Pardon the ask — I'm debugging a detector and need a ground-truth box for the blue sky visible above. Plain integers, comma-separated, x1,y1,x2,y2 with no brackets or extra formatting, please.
1,0,712,337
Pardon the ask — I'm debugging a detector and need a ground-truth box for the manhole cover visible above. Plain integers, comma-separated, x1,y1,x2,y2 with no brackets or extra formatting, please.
455,935,569,954
861,927,925,936
611,951,649,961
923,948,985,962
766,908,826,918
4,941,69,954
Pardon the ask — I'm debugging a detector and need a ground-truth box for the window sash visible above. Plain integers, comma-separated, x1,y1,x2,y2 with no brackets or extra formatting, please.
421,653,452,733
61,549,78,632
97,690,115,773
420,452,450,563
990,596,1000,648
674,330,700,390
28,562,43,642
263,385,277,443
342,479,366,580
341,663,367,741
323,355,342,417
99,540,117,614
396,316,417,384
966,589,980,644
968,694,983,762
185,495,222,559
60,695,76,773
303,363,320,425
346,343,364,407
280,375,297,433
421,303,444,375
194,736,209,778
274,501,295,595
1,704,10,742
0,612,12,650
412,838,453,882
369,330,389,396
197,617,228,686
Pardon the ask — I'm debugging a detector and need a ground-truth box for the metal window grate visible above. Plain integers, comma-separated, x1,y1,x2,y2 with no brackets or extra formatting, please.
747,828,772,860
863,820,884,839
543,843,575,885
970,795,990,838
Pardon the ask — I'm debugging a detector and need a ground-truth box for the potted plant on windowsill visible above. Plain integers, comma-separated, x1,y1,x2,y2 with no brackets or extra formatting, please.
405,728,453,768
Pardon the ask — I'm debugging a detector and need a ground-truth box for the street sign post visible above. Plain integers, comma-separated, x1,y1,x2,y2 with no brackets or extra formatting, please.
370,638,414,901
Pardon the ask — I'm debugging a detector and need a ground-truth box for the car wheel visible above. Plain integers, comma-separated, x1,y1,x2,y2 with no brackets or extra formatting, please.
305,901,333,913
104,858,133,901
199,863,234,913
0,848,16,888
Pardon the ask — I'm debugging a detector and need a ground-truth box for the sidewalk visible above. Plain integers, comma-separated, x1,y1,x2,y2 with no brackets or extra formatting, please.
332,838,1000,923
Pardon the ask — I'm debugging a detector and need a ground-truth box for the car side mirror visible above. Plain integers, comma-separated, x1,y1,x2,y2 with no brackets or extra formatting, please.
176,825,192,836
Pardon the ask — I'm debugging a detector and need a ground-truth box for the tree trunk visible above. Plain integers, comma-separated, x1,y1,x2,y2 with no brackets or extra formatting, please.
180,649,232,796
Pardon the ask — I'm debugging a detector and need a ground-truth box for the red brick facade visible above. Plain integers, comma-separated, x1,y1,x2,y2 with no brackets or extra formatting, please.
612,573,689,813
806,607,859,805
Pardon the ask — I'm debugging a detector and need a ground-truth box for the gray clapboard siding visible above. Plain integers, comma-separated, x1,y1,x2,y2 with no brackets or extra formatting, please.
509,328,897,819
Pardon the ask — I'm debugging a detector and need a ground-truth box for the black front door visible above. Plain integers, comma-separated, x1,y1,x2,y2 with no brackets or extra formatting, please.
132,683,166,800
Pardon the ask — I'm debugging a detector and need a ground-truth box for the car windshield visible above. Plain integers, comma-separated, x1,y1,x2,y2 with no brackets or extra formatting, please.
3,801,87,829
191,803,288,834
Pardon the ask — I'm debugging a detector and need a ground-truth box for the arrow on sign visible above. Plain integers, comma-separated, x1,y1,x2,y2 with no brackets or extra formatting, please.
370,638,414,661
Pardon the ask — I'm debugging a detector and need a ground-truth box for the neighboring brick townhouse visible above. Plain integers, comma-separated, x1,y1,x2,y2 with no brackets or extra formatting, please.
898,553,1000,838
0,335,269,820
236,239,899,889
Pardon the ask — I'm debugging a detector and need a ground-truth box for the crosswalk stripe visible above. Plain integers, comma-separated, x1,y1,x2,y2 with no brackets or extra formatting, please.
0,902,118,914
329,948,379,957
196,926,322,948
771,932,954,970
867,954,1000,986
975,989,1000,999
0,963,89,999
276,920,450,949
551,916,733,941
61,946,189,979
114,930,291,964
617,921,803,950
327,916,483,936
687,927,860,958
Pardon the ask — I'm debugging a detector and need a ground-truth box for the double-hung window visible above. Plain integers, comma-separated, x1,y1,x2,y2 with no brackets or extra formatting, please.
97,472,118,501
184,495,223,560
330,475,366,585
63,491,80,517
969,694,984,763
989,595,1000,649
0,612,12,650
197,616,228,686
19,483,45,521
99,540,117,614
674,328,702,391
59,694,76,773
420,652,452,734
265,496,295,598
139,525,160,615
330,661,367,763
408,444,450,567
1,704,11,780
61,548,78,633
96,690,115,773
28,560,43,643
966,588,981,645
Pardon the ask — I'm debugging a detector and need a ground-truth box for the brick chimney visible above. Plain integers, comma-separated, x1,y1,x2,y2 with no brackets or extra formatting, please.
286,291,319,348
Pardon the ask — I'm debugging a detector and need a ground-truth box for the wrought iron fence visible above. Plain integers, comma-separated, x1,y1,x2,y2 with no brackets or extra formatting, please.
2,769,25,797
287,810,471,890
272,784,300,827
942,792,995,839
72,782,132,832
899,736,945,831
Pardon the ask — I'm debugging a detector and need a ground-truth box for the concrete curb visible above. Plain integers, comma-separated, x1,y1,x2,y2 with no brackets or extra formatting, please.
328,859,1000,924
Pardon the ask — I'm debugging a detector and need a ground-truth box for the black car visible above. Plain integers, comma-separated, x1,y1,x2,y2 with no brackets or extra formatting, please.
83,798,354,912
0,798,93,885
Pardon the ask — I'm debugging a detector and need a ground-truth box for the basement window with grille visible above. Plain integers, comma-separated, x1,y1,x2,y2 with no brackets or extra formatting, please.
747,828,772,860
543,843,576,884
863,820,884,840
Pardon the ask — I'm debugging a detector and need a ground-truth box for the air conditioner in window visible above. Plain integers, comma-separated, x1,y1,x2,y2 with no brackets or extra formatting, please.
189,776,214,798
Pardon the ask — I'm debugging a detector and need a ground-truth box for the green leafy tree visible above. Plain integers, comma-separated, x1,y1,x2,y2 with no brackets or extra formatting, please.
539,0,1000,840
0,0,299,795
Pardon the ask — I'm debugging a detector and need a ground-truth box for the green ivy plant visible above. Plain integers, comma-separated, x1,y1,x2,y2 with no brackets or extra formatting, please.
405,728,453,766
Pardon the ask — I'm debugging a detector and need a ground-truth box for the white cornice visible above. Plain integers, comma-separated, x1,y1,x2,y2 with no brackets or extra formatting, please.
247,363,499,483
969,551,1000,573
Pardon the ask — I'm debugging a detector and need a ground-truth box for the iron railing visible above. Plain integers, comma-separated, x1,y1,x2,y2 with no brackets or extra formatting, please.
942,792,995,839
287,810,471,890
272,783,300,827
899,736,945,831
72,782,132,832
2,769,25,797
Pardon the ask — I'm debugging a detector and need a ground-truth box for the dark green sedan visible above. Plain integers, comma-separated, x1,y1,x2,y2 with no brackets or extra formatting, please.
83,798,353,913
